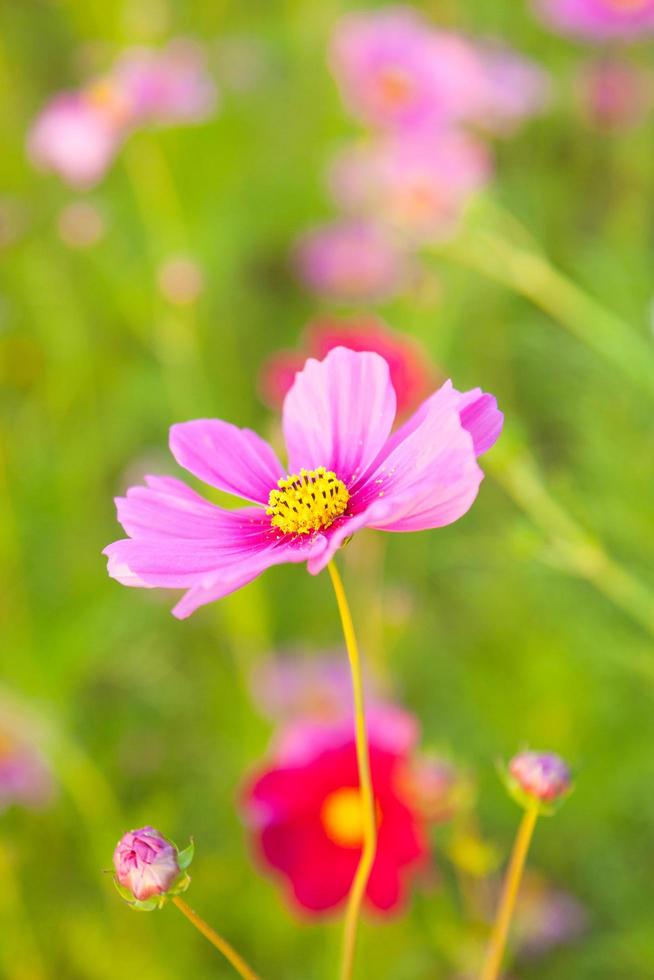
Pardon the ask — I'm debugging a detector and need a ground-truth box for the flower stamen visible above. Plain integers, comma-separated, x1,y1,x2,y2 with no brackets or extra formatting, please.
266,467,350,535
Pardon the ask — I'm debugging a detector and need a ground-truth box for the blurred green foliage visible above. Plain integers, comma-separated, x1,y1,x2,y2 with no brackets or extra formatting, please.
2,0,654,977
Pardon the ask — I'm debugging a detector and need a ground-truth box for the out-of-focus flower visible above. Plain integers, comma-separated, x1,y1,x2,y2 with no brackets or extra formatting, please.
514,872,588,959
104,347,502,617
0,725,53,813
293,221,409,301
329,132,491,243
57,201,105,249
397,753,464,822
242,708,428,914
258,313,435,417
157,255,204,305
506,751,572,807
112,40,217,125
329,9,485,131
534,0,654,41
113,826,193,908
27,93,122,188
474,43,551,136
250,653,357,725
576,55,653,130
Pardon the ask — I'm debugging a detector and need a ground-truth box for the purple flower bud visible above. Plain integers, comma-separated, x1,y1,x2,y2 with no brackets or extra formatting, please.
508,752,571,804
113,826,181,902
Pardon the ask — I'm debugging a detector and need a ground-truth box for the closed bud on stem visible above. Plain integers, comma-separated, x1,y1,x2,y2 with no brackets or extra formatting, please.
504,751,572,813
112,826,194,910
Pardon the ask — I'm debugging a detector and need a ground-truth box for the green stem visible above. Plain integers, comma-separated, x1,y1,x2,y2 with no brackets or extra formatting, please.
480,803,539,980
327,561,377,980
438,204,654,399
172,897,261,980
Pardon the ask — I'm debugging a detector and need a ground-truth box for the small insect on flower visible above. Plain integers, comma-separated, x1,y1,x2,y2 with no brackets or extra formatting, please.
104,346,502,618
113,826,194,909
533,0,654,41
505,751,573,812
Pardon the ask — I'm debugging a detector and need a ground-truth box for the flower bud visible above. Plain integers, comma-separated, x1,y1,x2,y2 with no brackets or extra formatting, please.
113,826,193,908
507,751,572,808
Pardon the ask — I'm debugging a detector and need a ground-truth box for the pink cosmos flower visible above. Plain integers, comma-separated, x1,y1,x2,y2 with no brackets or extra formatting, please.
113,826,181,902
258,314,435,417
104,347,502,618
27,93,121,188
112,40,217,125
329,9,485,131
534,0,654,41
474,43,551,137
329,132,492,243
293,221,408,301
0,727,53,813
576,56,653,130
242,709,427,914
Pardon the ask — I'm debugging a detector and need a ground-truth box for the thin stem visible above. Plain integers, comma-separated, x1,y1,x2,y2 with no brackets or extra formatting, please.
437,205,654,400
327,561,377,980
480,803,539,980
172,896,261,980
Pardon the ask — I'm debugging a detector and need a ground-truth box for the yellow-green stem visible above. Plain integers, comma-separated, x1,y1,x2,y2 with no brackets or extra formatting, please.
327,561,377,980
172,897,261,980
480,803,539,980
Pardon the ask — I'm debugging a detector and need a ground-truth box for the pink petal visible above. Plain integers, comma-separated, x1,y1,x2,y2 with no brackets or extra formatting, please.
169,419,284,504
351,381,484,533
458,388,503,455
282,347,397,484
104,486,327,617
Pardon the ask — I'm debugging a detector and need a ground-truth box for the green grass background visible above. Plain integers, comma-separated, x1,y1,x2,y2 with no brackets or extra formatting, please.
2,0,654,977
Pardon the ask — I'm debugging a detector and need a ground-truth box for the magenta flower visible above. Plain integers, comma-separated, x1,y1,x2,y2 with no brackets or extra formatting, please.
293,221,409,302
242,708,427,915
113,826,182,902
329,132,492,243
0,727,52,813
534,0,654,40
112,40,217,125
474,43,551,137
508,751,572,804
27,93,121,188
258,313,436,417
329,9,484,131
104,347,502,618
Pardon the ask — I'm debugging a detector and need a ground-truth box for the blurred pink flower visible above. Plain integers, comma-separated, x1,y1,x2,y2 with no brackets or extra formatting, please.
514,873,588,958
0,726,52,813
576,55,653,130
157,255,204,305
113,826,181,902
508,751,572,804
104,347,502,617
112,40,217,125
250,653,358,725
329,132,492,242
27,93,121,188
293,221,408,301
241,707,428,915
57,201,105,249
534,0,654,40
474,43,551,136
258,314,436,416
329,9,484,131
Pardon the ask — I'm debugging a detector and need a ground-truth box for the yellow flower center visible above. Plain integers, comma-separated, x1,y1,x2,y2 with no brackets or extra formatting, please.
377,67,414,109
321,788,366,847
266,467,349,536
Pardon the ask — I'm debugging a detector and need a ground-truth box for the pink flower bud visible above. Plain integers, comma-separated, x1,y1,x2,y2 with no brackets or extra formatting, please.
113,826,181,902
508,751,571,804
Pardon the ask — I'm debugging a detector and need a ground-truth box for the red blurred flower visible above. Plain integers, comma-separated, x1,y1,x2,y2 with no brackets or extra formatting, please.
258,315,435,417
241,713,428,916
